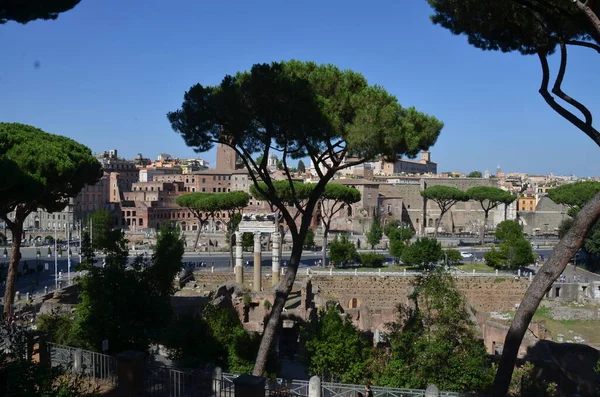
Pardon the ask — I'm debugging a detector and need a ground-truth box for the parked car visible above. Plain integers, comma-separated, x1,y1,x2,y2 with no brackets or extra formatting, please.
460,251,474,259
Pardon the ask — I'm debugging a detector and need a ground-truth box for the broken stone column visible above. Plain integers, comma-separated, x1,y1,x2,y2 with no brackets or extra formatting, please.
272,231,281,286
253,232,262,292
235,231,243,284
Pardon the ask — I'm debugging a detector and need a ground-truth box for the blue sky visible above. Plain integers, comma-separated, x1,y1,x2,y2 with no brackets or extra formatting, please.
1,0,598,176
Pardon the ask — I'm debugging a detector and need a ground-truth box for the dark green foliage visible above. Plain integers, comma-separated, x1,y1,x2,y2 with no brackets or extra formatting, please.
72,223,184,354
445,248,462,264
0,0,81,24
328,235,358,266
551,183,600,269
427,0,597,56
388,237,405,260
1,322,99,396
36,309,81,347
304,229,315,249
86,210,113,252
548,182,600,212
301,306,369,383
370,270,494,392
77,230,95,271
297,160,306,173
249,180,315,204
401,237,443,268
366,216,383,249
484,220,535,269
468,171,483,178
0,123,102,315
162,305,275,374
242,232,254,251
385,223,414,241
359,252,386,267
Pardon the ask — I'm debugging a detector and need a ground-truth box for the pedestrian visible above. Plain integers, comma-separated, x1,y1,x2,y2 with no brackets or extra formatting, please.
365,385,373,397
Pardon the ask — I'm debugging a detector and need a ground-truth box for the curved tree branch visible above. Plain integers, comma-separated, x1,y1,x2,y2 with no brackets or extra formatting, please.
492,190,600,397
537,52,600,148
566,39,600,53
551,41,594,126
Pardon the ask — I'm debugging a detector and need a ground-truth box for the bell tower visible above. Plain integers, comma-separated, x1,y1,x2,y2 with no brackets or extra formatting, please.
216,143,239,170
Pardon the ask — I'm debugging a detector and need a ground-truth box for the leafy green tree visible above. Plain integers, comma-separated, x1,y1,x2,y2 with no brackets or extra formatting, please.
297,160,306,173
302,306,369,383
86,209,113,252
421,186,469,237
495,219,525,242
387,225,414,262
162,304,275,374
388,237,406,261
370,270,494,392
444,248,462,265
328,235,358,267
468,171,483,178
72,223,184,354
366,215,384,249
551,183,600,270
0,123,102,317
401,237,443,269
319,184,361,267
549,181,600,217
424,3,600,390
484,220,535,269
0,0,82,25
386,223,414,241
176,191,250,258
304,229,316,250
242,232,254,252
467,186,516,244
168,60,443,375
359,252,386,267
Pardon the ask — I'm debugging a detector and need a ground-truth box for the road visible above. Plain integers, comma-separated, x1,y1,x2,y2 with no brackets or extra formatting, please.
0,245,562,300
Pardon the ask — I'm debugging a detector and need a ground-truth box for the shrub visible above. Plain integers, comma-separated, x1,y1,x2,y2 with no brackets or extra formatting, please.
359,253,386,267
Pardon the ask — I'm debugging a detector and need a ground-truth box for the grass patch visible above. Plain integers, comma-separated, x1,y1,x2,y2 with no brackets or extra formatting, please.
456,262,494,272
331,265,414,272
533,306,600,347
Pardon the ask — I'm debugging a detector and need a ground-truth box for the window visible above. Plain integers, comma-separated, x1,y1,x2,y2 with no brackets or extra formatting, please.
212,188,216,192
367,193,372,199
139,218,143,226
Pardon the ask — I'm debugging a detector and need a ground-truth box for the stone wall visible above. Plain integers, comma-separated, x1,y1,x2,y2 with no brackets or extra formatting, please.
309,275,530,314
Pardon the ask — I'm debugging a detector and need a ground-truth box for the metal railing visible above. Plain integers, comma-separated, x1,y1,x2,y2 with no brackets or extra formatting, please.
321,382,464,397
48,342,117,385
146,366,234,397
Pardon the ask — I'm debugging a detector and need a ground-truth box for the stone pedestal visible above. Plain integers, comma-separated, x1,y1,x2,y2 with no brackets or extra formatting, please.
233,374,266,397
272,231,281,286
253,232,262,292
116,351,145,397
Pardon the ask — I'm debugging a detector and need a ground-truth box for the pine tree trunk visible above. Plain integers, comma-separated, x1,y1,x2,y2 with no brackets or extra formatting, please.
492,191,600,396
3,222,23,317
481,211,488,245
253,233,305,375
194,222,202,251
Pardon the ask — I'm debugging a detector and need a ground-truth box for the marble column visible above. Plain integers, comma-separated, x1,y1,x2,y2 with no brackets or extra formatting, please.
235,231,243,284
272,231,281,286
253,232,262,292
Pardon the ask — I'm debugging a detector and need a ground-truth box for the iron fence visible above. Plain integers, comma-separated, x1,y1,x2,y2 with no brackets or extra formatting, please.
266,378,310,397
48,342,117,385
146,365,235,397
320,382,465,397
